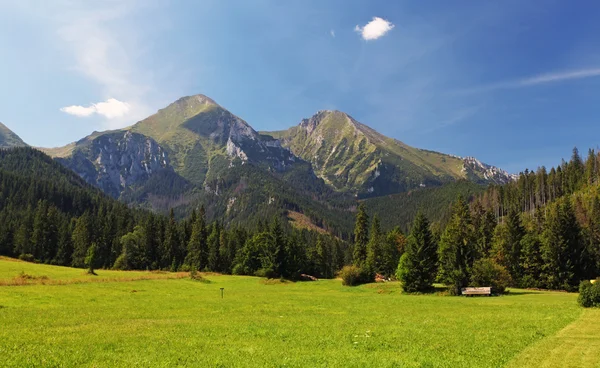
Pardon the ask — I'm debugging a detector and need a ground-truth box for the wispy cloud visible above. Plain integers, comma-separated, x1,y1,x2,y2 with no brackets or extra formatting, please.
50,1,155,129
330,29,335,38
462,67,600,93
60,98,130,119
355,17,394,41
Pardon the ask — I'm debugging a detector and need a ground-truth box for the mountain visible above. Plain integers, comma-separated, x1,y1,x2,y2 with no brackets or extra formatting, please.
42,95,354,232
266,110,514,197
0,122,27,148
41,95,515,234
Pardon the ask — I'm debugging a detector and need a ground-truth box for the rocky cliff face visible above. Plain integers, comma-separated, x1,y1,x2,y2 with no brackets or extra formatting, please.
57,131,173,198
462,156,517,185
267,110,515,197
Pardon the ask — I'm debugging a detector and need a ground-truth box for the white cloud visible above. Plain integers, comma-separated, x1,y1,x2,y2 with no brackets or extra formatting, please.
355,17,394,41
61,98,131,119
40,1,156,129
330,29,335,38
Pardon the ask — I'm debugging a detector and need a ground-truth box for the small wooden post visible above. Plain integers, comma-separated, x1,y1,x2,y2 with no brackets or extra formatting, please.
220,288,224,299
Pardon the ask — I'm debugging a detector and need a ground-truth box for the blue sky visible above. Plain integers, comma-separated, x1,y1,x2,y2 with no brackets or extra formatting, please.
1,0,600,173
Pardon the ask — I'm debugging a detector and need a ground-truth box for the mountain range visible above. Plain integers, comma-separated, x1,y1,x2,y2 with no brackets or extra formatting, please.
1,94,515,234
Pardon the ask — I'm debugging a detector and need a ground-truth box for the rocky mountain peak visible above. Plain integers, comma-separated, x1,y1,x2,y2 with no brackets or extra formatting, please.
0,122,28,148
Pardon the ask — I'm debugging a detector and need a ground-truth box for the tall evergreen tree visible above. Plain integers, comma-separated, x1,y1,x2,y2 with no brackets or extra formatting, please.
541,199,584,290
366,214,383,274
207,221,222,272
353,203,369,267
185,207,208,271
397,212,437,292
71,212,92,268
438,196,475,295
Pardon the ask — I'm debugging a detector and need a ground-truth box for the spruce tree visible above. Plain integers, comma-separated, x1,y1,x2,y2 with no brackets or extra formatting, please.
366,214,383,274
541,199,584,290
353,203,369,267
397,212,437,292
71,213,92,268
207,221,222,272
270,217,286,277
185,208,207,271
504,209,525,283
438,196,475,295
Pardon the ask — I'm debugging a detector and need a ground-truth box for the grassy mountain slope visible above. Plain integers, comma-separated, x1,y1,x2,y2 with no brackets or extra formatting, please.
0,122,27,148
266,110,512,197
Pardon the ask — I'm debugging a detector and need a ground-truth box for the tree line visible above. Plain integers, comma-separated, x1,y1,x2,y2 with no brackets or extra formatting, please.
380,147,600,293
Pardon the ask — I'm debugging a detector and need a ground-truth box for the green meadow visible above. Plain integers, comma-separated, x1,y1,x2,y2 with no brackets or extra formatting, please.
0,258,598,368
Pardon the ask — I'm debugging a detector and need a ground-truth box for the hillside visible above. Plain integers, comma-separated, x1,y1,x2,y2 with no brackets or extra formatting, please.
0,122,27,148
266,110,514,197
362,180,485,233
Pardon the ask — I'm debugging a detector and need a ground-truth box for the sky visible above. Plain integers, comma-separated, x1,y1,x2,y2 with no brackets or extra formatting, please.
1,0,600,173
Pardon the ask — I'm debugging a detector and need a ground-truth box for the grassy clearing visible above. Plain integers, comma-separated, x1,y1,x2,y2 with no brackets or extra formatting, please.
0,258,592,367
0,256,187,285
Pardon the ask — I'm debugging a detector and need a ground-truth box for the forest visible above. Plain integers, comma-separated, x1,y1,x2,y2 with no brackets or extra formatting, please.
1,147,599,292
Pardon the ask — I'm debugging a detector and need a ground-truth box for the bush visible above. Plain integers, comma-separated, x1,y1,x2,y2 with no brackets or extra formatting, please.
339,265,374,286
470,258,512,295
578,279,600,308
18,254,36,263
254,268,277,279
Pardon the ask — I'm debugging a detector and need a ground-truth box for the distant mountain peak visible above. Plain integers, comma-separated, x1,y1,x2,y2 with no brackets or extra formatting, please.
0,122,28,148
173,94,218,107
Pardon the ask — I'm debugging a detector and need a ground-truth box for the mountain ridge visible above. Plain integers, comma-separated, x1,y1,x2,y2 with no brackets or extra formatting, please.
0,122,28,148
38,94,514,232
265,110,514,197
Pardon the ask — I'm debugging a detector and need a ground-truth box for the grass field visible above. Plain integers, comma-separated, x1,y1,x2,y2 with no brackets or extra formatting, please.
0,258,598,367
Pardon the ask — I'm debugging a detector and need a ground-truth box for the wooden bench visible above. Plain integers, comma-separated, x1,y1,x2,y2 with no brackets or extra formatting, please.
461,287,492,296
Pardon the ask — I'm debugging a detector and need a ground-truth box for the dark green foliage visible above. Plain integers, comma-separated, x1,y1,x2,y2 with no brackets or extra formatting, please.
363,181,485,233
366,214,383,274
438,196,475,295
578,279,600,308
541,199,584,291
397,213,437,293
470,258,512,295
380,228,403,277
85,243,98,275
353,203,369,267
519,233,543,288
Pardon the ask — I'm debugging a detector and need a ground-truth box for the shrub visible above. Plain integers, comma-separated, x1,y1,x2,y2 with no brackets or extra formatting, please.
254,268,277,279
470,258,512,295
339,265,374,286
18,254,35,263
231,264,246,276
578,279,600,308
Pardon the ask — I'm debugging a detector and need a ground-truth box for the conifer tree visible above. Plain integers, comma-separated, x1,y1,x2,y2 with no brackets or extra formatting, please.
207,221,222,272
397,212,437,292
438,196,475,295
353,203,369,267
71,213,92,268
541,199,584,290
185,207,207,271
380,227,403,277
366,214,383,274
270,217,286,277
